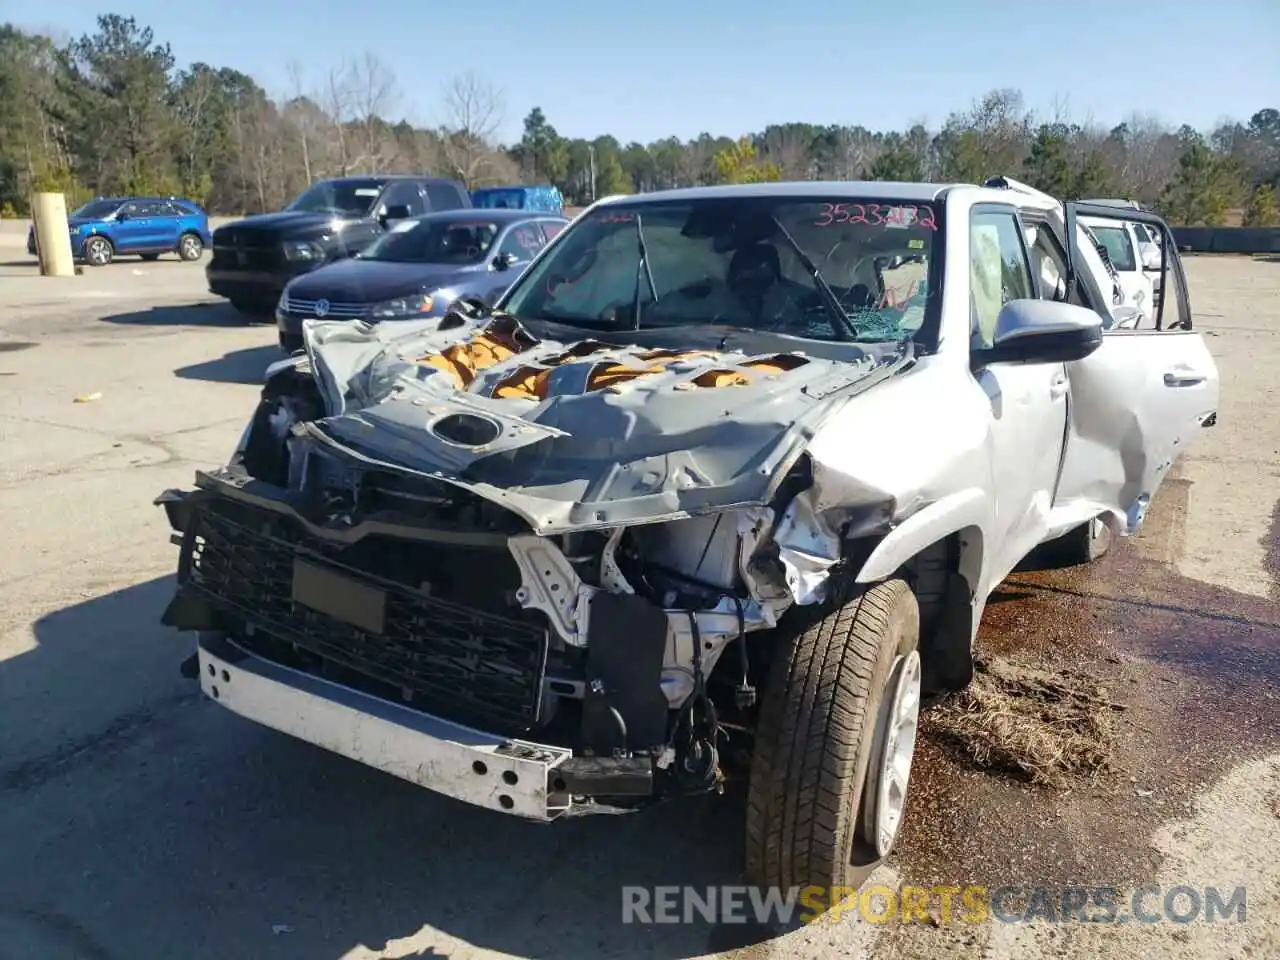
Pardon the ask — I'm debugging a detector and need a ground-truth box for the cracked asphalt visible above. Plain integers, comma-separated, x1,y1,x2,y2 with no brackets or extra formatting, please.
0,249,1276,960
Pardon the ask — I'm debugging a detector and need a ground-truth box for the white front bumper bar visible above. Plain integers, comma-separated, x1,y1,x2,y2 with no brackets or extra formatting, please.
196,633,574,820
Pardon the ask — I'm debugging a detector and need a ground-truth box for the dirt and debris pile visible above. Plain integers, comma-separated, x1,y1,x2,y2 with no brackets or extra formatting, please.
926,656,1122,786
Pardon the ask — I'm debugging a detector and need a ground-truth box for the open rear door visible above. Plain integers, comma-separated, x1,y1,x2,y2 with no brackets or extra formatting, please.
1054,203,1220,535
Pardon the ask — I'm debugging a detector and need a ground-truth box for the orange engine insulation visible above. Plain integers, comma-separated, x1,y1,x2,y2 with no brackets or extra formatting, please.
415,326,539,390
416,331,809,400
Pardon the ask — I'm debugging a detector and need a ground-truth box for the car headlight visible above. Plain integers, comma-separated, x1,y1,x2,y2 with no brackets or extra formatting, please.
369,293,436,319
282,240,324,262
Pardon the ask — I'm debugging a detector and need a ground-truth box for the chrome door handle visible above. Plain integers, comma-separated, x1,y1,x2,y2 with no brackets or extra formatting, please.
1164,369,1206,387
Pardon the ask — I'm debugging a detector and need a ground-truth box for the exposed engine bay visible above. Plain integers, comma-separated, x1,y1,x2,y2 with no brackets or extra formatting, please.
158,304,912,809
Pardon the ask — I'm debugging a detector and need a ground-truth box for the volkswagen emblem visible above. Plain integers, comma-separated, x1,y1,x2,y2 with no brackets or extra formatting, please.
314,299,330,317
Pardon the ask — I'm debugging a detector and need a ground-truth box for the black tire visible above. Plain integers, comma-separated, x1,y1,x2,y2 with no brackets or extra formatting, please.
229,299,268,319
82,235,114,267
140,253,160,261
178,232,204,261
1049,516,1112,566
745,577,921,900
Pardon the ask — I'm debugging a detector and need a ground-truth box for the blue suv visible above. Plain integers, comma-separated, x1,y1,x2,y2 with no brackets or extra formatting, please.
27,196,212,267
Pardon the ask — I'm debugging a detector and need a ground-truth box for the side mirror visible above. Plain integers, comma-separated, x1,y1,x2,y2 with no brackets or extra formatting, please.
114,210,129,222
492,252,518,271
1140,242,1161,271
971,299,1103,368
382,204,411,223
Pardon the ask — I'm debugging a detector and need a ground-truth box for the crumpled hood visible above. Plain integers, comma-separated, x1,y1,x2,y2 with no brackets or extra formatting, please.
295,313,905,533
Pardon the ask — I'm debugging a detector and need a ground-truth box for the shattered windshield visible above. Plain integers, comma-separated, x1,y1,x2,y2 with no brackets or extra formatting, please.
500,198,939,343
286,179,384,216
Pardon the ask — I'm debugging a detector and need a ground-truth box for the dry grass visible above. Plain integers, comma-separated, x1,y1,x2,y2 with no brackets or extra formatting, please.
926,656,1122,786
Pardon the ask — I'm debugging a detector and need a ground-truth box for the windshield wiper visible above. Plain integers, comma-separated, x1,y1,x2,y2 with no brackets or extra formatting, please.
769,216,857,341
631,213,659,330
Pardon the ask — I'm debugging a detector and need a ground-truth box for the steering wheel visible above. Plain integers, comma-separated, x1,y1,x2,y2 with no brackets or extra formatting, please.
674,279,714,300
544,248,599,297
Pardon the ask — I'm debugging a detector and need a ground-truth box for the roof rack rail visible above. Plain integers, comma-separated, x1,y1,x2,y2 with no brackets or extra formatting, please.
981,176,1060,205
1079,197,1144,211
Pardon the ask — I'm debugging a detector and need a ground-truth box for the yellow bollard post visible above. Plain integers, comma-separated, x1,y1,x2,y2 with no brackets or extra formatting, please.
31,192,76,277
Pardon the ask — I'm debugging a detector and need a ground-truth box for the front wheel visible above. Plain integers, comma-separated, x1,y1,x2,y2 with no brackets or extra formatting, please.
228,299,270,320
178,232,204,261
745,577,921,900
82,235,113,267
1050,516,1112,566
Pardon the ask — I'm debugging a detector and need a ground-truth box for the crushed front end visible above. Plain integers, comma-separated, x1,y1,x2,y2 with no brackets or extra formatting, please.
157,310,902,818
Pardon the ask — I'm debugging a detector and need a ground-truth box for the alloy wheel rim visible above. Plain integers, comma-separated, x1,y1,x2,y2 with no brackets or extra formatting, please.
870,650,922,857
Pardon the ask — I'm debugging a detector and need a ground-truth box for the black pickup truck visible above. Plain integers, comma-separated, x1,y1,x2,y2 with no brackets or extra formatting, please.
207,175,471,316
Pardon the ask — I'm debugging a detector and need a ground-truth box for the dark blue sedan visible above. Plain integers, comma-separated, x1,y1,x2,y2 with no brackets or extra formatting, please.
274,209,569,352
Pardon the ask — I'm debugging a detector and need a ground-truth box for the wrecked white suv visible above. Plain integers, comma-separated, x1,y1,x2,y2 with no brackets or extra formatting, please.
157,181,1219,898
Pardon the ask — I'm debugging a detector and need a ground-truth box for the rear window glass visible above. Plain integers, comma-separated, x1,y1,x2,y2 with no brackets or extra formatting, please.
426,183,465,211
473,189,526,209
1090,225,1137,272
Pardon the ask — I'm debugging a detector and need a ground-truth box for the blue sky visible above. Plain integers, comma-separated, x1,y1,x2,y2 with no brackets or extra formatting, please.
13,0,1280,144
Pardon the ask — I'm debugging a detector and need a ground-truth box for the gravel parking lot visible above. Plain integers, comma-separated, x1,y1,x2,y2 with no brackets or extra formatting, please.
0,246,1277,960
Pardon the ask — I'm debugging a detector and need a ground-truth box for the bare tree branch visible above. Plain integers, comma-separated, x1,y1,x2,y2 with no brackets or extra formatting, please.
284,60,314,182
319,63,355,174
438,71,505,186
350,52,399,171
441,70,503,141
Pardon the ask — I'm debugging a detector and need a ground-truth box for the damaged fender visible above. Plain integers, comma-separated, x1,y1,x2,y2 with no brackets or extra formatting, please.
854,488,989,586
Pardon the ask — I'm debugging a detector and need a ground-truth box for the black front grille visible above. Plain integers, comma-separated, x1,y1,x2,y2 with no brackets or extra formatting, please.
211,247,280,270
186,497,547,733
212,229,280,270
